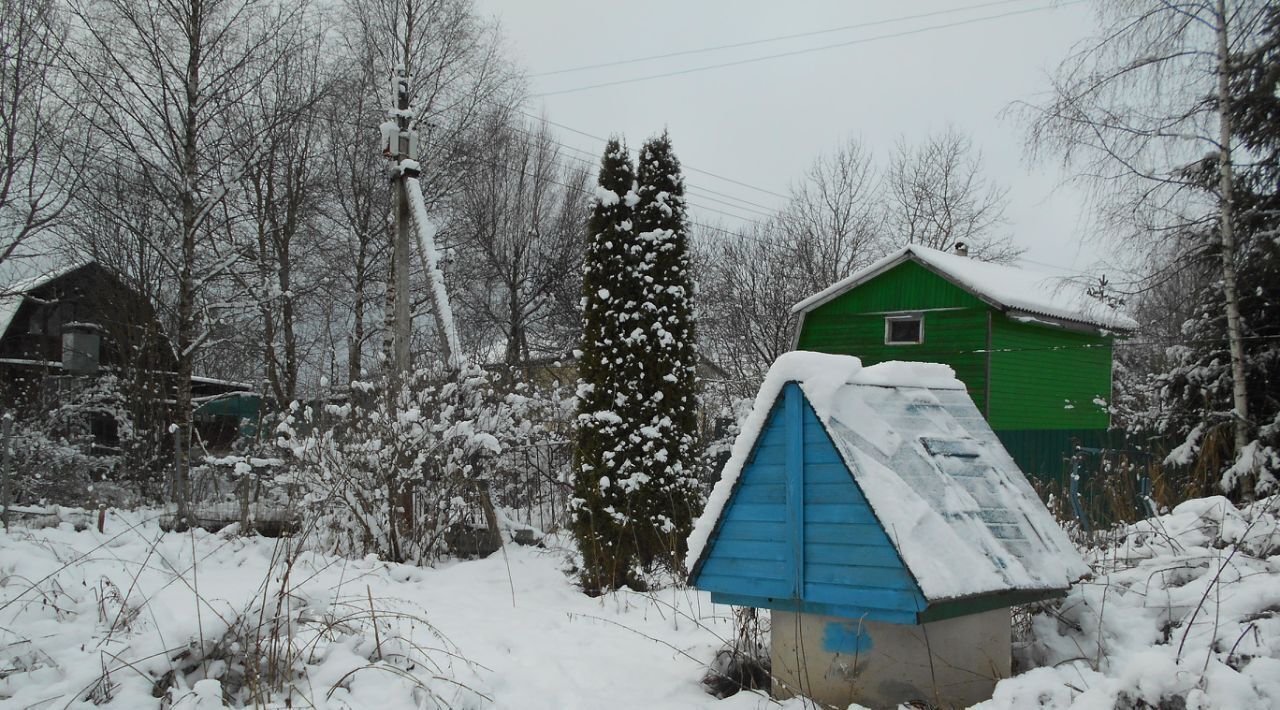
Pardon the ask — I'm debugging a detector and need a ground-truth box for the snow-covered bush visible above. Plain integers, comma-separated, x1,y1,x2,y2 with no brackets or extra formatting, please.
700,395,752,488
6,418,108,506
483,372,577,533
6,375,151,508
989,495,1280,709
191,451,288,533
7,373,170,507
278,366,543,564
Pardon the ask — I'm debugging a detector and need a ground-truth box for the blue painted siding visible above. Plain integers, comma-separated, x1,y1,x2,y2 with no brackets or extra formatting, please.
694,396,793,601
693,382,928,623
796,394,925,619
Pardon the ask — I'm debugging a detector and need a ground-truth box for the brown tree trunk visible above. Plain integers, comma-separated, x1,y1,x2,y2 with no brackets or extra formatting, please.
349,235,368,383
280,244,297,402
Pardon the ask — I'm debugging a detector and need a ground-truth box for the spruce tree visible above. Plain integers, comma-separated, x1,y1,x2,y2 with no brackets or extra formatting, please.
571,139,646,593
1149,192,1279,497
631,131,703,569
1129,9,1280,498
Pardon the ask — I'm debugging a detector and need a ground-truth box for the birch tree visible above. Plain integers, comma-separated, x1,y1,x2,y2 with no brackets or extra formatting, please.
1026,0,1273,497
64,0,313,519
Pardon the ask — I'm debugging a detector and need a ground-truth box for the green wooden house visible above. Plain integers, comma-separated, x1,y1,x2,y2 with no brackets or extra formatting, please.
790,244,1137,481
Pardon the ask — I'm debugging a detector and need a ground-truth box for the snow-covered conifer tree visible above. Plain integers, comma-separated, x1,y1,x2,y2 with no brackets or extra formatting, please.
571,139,646,593
1125,9,1280,498
630,132,702,569
572,134,705,592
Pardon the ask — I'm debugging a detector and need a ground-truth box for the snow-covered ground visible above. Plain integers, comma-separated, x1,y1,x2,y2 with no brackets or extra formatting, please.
2,495,1277,709
983,495,1280,710
0,512,786,709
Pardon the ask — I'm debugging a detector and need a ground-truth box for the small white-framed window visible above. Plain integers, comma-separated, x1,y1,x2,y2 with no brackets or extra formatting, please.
885,314,923,345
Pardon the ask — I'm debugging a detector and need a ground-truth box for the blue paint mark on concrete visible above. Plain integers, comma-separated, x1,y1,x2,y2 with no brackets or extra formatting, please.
822,619,874,655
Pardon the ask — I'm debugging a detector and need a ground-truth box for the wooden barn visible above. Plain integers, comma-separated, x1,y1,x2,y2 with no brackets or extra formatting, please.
790,244,1137,481
0,261,257,451
686,352,1087,707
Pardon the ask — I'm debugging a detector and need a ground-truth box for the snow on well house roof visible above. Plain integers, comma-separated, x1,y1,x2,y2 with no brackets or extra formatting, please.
790,244,1139,332
687,351,1088,608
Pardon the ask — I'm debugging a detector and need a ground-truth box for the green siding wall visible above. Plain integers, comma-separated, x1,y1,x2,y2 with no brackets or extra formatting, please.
804,260,988,312
995,428,1110,484
987,318,1112,431
797,261,992,413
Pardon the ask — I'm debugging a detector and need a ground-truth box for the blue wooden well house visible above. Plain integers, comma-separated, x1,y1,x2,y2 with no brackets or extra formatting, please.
686,352,1087,708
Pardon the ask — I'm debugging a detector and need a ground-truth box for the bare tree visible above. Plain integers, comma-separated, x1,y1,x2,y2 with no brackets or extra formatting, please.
698,221,809,392
1024,0,1272,496
448,116,589,364
885,127,1018,262
314,60,390,384
699,139,886,387
0,0,81,274
64,0,314,518
774,138,885,295
226,28,330,408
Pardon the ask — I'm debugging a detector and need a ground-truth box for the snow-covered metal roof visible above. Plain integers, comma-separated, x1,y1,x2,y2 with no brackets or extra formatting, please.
0,260,93,339
790,244,1138,332
687,351,1087,602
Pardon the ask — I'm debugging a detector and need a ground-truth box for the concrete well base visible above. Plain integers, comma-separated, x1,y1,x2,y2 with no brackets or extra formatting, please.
770,608,1011,709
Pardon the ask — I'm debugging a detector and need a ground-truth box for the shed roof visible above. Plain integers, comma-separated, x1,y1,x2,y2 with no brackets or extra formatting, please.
687,351,1088,606
790,244,1138,332
0,260,94,338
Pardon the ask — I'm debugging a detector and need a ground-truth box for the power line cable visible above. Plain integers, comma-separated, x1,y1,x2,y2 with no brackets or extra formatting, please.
532,0,1035,77
516,113,789,205
684,188,777,219
412,131,748,239
521,111,791,200
533,1,1086,98
463,118,784,216
499,123,785,213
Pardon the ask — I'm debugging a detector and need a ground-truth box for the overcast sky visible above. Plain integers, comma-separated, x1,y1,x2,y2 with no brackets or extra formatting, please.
476,0,1116,280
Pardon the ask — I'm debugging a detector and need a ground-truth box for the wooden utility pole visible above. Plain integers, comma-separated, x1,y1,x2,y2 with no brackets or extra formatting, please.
383,66,419,394
380,58,461,382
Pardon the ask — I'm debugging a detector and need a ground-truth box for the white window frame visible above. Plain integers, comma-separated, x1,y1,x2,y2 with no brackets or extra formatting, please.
884,314,924,345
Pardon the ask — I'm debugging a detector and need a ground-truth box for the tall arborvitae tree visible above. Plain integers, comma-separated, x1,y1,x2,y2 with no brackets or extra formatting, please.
572,139,645,594
631,132,702,569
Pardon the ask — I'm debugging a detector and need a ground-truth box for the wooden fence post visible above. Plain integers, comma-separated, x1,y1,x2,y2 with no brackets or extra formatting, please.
1,413,12,530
